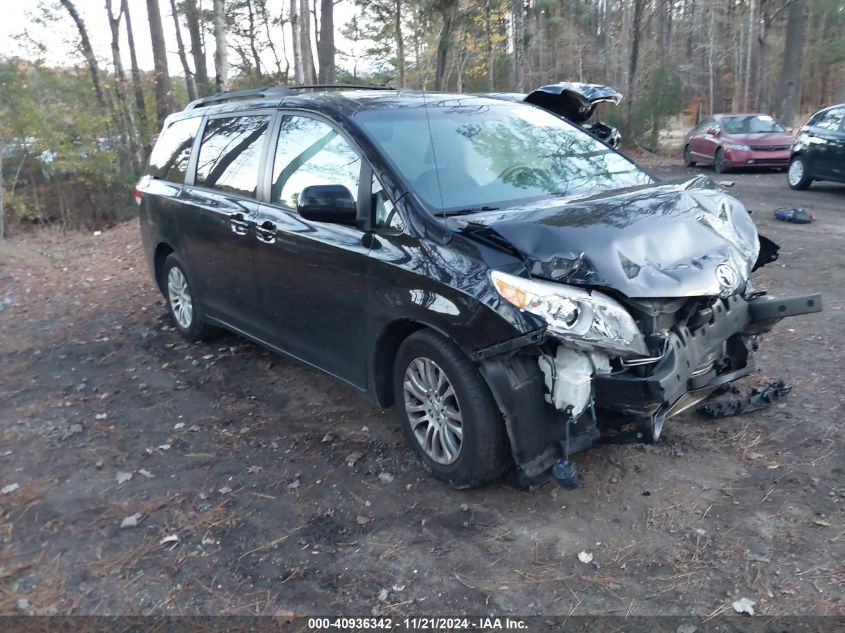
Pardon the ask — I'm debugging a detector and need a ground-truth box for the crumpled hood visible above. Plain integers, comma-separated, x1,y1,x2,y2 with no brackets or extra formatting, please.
524,82,623,123
456,176,761,299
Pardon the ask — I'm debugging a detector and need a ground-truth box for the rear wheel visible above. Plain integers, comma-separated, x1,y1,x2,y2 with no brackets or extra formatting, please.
787,155,812,190
714,148,729,173
683,145,696,167
393,330,510,488
162,254,217,342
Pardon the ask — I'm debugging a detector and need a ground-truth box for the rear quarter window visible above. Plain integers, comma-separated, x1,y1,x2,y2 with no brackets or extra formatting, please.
148,117,201,182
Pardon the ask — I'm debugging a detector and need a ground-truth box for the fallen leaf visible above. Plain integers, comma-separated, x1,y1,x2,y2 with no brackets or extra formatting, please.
247,465,263,474
115,472,133,485
1,483,20,495
120,513,142,529
159,535,180,549
356,515,371,525
578,551,593,564
732,597,755,615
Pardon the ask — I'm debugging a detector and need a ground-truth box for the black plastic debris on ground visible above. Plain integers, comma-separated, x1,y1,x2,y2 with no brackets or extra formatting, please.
774,207,815,223
696,380,792,419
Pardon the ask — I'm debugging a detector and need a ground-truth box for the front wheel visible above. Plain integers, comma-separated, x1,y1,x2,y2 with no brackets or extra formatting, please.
714,148,730,173
683,145,696,167
393,330,511,488
787,155,812,190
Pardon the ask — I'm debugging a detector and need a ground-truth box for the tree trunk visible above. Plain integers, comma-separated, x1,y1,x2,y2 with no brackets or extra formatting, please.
485,0,493,90
106,0,142,172
147,0,174,123
395,0,405,88
213,0,228,92
732,5,744,112
246,0,263,77
184,0,211,96
626,0,644,113
0,137,5,239
435,0,458,91
290,0,304,83
511,0,524,92
707,0,718,114
260,0,287,80
775,0,806,126
317,0,335,83
299,0,317,83
59,0,108,111
122,0,149,152
744,0,755,110
169,0,197,101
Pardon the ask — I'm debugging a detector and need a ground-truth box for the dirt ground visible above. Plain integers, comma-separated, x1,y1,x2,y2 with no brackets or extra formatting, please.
0,160,843,618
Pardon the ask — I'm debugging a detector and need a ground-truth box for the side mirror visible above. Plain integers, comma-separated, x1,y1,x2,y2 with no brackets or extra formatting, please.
297,185,357,225
706,127,719,136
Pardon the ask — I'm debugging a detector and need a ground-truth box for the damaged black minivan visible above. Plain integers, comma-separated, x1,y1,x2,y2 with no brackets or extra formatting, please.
137,86,821,489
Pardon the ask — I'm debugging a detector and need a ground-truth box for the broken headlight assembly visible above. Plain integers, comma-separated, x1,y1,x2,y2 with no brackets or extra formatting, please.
491,270,648,358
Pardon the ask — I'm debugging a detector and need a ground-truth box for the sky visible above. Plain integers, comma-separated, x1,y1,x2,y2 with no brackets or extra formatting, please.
0,0,360,78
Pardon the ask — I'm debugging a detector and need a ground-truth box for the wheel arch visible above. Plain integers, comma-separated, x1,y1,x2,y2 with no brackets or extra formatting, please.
153,242,176,294
372,318,469,407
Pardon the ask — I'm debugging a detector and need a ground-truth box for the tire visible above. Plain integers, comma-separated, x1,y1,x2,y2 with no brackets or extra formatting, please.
787,155,812,190
393,330,511,488
683,145,696,167
161,253,217,342
714,148,729,173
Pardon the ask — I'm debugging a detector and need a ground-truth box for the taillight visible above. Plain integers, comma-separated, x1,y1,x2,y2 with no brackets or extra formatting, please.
134,175,151,207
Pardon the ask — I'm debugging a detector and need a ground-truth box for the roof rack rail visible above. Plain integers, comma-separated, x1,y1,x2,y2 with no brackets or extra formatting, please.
185,84,394,110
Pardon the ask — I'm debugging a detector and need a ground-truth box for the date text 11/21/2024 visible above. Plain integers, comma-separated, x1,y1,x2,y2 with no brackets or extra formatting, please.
306,617,528,630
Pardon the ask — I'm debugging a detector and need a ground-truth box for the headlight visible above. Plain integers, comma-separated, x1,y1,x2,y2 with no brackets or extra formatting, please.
725,143,751,151
491,270,648,357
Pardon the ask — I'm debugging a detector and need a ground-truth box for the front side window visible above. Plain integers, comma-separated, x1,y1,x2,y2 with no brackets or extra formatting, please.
357,102,651,213
195,115,271,197
814,108,844,131
271,115,361,209
148,117,201,182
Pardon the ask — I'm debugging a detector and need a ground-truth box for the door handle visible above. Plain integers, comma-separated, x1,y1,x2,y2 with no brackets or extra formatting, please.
256,220,277,244
229,213,250,236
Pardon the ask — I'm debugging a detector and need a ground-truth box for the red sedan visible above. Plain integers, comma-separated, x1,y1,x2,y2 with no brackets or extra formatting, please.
683,114,793,173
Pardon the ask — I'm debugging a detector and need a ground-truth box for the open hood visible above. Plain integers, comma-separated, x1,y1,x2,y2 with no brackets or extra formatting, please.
524,83,623,124
455,176,762,299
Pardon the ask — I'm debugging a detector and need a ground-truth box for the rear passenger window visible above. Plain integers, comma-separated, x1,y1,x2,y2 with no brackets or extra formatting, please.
271,115,361,209
195,115,271,198
814,109,844,131
149,117,201,182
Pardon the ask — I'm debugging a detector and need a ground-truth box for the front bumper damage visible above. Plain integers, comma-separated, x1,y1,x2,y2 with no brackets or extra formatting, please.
474,292,822,486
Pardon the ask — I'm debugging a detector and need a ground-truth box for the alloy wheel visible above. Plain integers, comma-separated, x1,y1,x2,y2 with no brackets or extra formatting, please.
403,357,463,465
167,266,193,330
788,158,804,187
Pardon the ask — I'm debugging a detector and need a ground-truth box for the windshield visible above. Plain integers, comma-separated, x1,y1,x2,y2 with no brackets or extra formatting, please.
721,115,786,134
356,102,651,213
